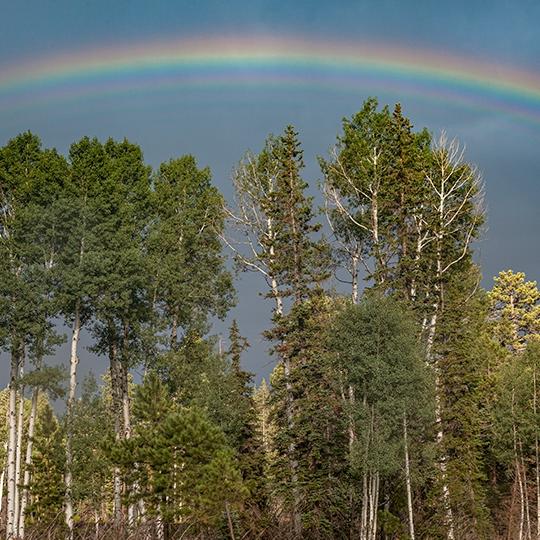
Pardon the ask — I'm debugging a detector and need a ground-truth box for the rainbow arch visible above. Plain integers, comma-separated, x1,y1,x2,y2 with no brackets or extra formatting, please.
1,35,539,124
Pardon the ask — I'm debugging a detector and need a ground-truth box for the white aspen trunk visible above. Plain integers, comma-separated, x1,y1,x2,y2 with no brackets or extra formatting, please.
351,250,359,305
120,321,136,529
348,385,356,451
428,227,455,540
368,472,375,540
0,439,8,515
94,509,99,540
0,464,5,516
403,413,416,540
513,388,525,540
533,367,540,540
267,218,283,317
370,471,380,540
65,305,81,540
371,186,383,283
520,442,532,540
123,379,135,527
360,470,368,540
155,508,165,540
13,366,25,538
519,459,526,540
18,385,39,539
6,347,19,540
110,342,123,526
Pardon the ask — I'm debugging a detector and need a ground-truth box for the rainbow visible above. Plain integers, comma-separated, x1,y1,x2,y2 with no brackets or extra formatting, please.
1,35,540,125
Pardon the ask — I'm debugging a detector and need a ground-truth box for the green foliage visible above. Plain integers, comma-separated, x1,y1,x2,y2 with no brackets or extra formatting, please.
265,126,330,301
26,403,66,536
270,294,349,537
113,376,246,529
148,155,234,347
489,269,540,352
331,295,434,475
68,375,114,513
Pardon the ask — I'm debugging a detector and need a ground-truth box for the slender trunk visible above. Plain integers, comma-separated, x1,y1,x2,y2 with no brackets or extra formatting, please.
360,470,368,540
110,339,123,525
520,441,532,540
0,439,7,516
427,231,455,540
13,362,25,537
94,509,99,540
403,413,416,540
65,304,81,540
155,508,165,540
121,323,135,527
18,383,39,539
351,249,359,305
225,502,236,540
533,367,540,540
169,310,178,350
0,461,5,516
370,471,380,540
267,218,283,317
513,388,525,540
6,346,19,540
348,385,356,452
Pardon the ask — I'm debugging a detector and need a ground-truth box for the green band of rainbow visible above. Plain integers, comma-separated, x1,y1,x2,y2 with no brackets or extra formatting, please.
1,35,539,124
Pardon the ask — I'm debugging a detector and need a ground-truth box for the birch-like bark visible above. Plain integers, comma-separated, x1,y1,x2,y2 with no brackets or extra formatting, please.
18,384,39,539
65,303,81,540
0,439,6,516
13,366,25,538
533,366,540,540
6,346,19,540
109,340,123,525
403,413,416,540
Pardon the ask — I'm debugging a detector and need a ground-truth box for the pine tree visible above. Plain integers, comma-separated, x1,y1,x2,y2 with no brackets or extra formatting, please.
112,374,246,537
25,403,66,538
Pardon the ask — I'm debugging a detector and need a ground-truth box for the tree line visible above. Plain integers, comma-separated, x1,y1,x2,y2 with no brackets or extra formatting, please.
0,98,538,539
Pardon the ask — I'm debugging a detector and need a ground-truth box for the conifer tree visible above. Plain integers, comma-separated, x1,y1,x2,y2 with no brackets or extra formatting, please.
112,374,246,537
25,403,66,538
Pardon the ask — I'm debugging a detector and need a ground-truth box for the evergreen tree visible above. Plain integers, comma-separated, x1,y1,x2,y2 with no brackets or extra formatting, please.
25,403,66,538
112,374,246,537
271,293,349,538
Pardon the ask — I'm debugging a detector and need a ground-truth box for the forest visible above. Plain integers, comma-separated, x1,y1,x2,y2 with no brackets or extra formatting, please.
0,98,538,540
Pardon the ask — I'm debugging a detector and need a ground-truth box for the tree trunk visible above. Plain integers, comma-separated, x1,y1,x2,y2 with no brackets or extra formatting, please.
169,310,178,350
6,346,19,540
533,367,540,540
65,304,81,540
110,339,123,525
403,413,416,540
351,249,359,305
18,383,38,539
13,363,25,538
0,445,6,516
225,502,236,540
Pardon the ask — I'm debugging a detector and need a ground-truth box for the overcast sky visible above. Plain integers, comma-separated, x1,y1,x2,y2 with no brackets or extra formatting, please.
0,0,539,386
